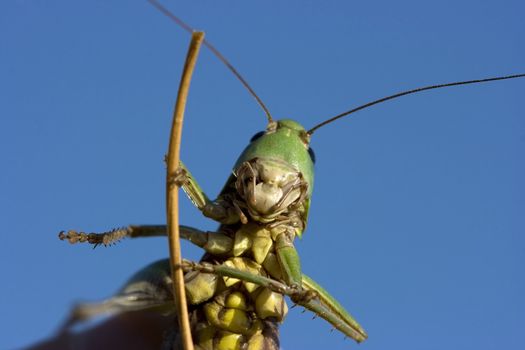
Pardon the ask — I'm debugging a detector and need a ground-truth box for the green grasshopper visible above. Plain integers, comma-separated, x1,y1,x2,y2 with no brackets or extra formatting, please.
58,2,525,349
60,120,368,349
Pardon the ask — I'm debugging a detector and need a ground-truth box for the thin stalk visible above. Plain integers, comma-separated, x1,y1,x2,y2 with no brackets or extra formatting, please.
166,32,205,350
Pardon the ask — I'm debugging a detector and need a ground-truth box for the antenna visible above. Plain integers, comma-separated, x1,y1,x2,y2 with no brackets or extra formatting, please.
148,0,274,123
307,74,525,135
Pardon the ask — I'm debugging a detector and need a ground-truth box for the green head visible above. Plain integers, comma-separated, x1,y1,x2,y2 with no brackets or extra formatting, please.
234,119,315,198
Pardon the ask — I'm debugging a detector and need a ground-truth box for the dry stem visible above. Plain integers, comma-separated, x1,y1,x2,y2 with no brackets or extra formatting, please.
166,31,205,350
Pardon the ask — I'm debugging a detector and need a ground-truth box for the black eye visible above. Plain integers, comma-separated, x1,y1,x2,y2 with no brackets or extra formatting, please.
250,131,265,142
308,147,316,164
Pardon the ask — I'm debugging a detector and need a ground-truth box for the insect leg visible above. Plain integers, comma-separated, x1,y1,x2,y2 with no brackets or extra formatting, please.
292,293,367,343
180,260,366,342
58,225,167,247
172,162,245,224
274,232,302,288
62,259,174,328
179,260,293,296
301,274,367,342
59,225,232,255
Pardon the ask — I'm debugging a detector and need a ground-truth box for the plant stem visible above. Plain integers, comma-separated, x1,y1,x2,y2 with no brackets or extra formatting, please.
166,31,205,350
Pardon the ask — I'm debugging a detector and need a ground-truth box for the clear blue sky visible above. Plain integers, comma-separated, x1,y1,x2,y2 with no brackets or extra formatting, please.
1,1,524,349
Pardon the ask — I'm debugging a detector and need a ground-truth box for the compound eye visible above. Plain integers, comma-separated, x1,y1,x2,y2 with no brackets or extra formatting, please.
308,147,316,164
250,131,265,142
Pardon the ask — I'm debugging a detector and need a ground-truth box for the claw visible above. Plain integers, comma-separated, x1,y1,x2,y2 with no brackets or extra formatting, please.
168,167,189,187
58,228,129,246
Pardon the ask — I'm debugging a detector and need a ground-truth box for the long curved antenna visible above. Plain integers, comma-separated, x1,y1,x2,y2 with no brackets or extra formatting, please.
307,74,525,135
148,0,274,123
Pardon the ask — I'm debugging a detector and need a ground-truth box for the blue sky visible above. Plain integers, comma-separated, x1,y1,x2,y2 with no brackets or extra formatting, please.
1,1,524,349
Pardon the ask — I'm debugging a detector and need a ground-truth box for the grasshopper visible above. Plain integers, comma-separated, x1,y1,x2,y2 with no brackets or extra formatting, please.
59,114,369,347
57,2,525,350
